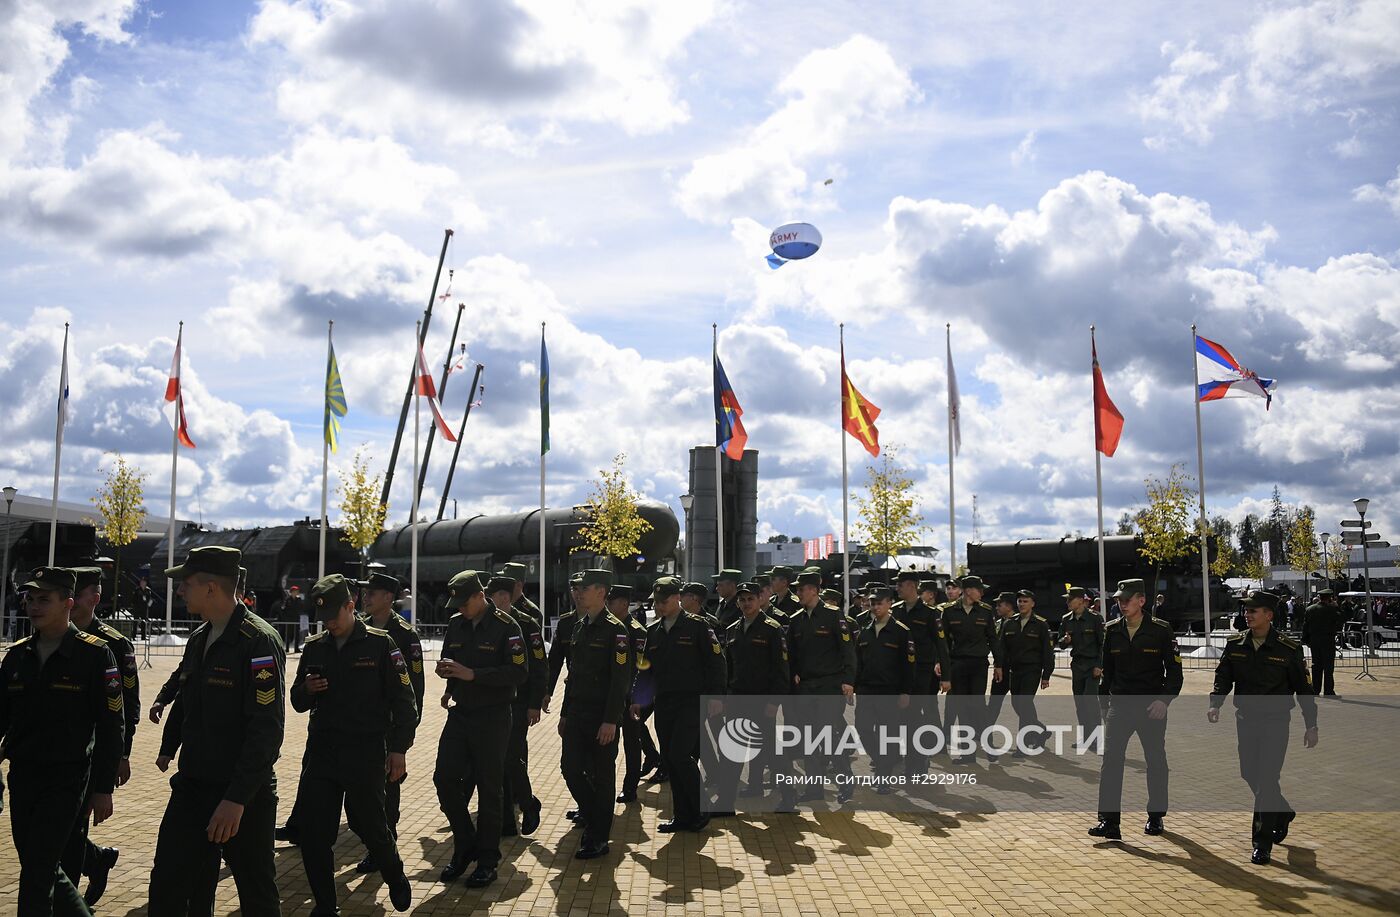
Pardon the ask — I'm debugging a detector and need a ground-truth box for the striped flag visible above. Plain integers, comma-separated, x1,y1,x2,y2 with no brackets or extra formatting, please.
324,339,347,452
1195,334,1275,408
540,328,550,456
163,328,195,449
56,330,70,436
840,342,881,457
415,340,457,442
713,353,748,461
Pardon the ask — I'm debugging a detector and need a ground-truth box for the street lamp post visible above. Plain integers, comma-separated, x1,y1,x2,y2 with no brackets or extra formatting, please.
2,486,16,642
1354,498,1376,681
1319,532,1331,592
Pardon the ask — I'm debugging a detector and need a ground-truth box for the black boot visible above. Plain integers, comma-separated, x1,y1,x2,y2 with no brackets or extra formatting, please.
1088,820,1122,840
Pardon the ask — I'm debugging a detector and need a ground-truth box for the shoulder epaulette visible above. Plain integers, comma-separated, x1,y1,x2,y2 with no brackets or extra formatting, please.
96,620,124,640
1276,634,1301,650
494,608,515,625
76,630,106,647
304,630,327,643
602,612,623,628
392,613,417,634
889,617,911,631
1034,614,1047,623
10,633,34,646
1149,617,1173,630
365,624,390,638
762,616,784,630
1105,618,1123,629
238,619,260,638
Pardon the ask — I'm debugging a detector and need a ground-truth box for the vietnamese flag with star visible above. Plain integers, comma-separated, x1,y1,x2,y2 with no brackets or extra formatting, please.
841,342,881,457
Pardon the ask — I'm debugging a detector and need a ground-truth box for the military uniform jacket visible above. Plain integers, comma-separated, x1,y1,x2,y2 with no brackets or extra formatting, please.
1210,628,1318,728
715,596,741,632
171,606,285,805
635,613,727,699
769,591,800,628
0,624,124,793
891,598,950,677
620,614,648,702
363,611,425,723
724,614,789,695
787,604,858,687
547,609,578,696
1101,616,1183,702
290,620,418,754
1300,604,1341,648
85,616,140,756
441,608,528,712
561,611,631,725
855,617,917,695
1060,610,1105,666
507,605,549,710
942,601,1005,666
999,614,1054,680
514,595,543,627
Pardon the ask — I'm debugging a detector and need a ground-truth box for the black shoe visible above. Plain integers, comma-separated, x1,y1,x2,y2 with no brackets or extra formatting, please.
464,865,498,888
388,873,412,911
84,846,119,906
501,822,518,837
1251,846,1272,865
616,789,637,803
709,810,736,818
575,842,610,860
986,754,1001,765
688,814,711,832
876,785,894,796
1011,749,1028,759
648,770,669,784
521,797,542,836
274,824,300,845
950,755,973,766
836,787,854,804
355,853,377,874
657,819,685,833
1088,820,1122,840
565,809,580,821
639,757,660,778
1144,816,1165,836
440,854,472,882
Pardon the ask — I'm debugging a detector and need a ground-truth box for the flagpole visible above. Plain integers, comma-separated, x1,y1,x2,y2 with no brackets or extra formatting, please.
318,320,332,579
411,320,421,624
1092,326,1109,617
713,324,726,577
946,324,957,578
48,322,69,565
1190,323,1212,650
840,324,850,616
166,322,182,635
539,322,547,629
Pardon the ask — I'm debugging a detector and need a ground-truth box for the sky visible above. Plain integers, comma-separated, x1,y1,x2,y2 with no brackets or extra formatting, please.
2,0,1399,564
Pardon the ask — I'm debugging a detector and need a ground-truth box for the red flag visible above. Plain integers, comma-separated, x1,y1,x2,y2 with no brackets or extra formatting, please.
416,341,457,442
163,331,195,449
1092,339,1123,457
841,344,881,457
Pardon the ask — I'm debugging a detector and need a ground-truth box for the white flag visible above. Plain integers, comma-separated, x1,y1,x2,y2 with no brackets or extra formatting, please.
56,335,70,437
947,334,961,456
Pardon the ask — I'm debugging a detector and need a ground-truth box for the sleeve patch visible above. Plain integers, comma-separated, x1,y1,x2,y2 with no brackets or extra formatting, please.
105,666,121,695
615,632,630,666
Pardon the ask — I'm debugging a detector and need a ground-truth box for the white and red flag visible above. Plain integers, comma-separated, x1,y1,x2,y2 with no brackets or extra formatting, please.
163,328,195,448
416,340,458,442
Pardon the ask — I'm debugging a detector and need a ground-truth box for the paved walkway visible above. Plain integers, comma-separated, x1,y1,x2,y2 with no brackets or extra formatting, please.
3,657,1398,916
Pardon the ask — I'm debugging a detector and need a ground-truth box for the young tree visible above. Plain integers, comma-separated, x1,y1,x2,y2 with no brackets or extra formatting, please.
852,444,926,559
1285,505,1321,603
1323,536,1349,583
1240,553,1267,584
337,449,389,577
1136,465,1196,592
1236,513,1261,565
92,455,148,613
1209,515,1238,577
1115,512,1136,536
574,453,654,568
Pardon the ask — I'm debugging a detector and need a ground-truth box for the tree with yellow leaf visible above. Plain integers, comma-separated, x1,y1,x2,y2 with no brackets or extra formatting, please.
853,444,926,561
92,455,147,613
337,449,388,578
1136,464,1196,595
574,453,653,569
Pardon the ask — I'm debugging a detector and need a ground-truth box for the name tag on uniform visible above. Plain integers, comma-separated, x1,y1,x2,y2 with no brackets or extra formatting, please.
752,637,768,645
352,659,378,669
1266,655,1287,663
1141,647,1160,654
882,641,900,649
815,627,831,636
206,676,235,688
477,642,496,651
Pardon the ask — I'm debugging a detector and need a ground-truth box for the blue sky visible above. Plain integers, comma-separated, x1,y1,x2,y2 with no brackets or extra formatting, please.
3,0,1399,564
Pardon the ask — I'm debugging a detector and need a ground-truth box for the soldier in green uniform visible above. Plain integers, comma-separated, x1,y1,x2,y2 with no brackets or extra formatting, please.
1089,579,1183,840
941,576,1003,765
148,547,286,916
919,579,940,609
632,576,726,831
718,582,790,807
1059,586,1105,745
999,590,1054,756
62,566,133,906
558,569,630,859
712,570,743,631
985,592,1017,758
787,569,858,803
680,582,720,629
290,574,415,913
347,571,425,873
768,566,801,628
891,571,949,777
433,571,528,887
2,567,124,916
1300,589,1342,696
545,572,583,710
609,584,658,804
754,572,774,612
487,575,546,836
1209,590,1319,864
855,585,916,790
500,561,544,628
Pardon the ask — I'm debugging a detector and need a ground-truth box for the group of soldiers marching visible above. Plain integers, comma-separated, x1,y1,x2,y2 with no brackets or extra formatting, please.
0,550,1323,914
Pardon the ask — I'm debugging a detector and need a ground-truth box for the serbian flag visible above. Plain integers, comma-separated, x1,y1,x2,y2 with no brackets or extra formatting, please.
162,327,195,449
1196,334,1275,408
1092,338,1123,457
713,353,748,461
840,342,881,457
415,341,457,442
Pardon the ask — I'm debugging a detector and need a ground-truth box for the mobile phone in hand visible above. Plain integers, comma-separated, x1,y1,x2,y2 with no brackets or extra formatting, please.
305,664,323,680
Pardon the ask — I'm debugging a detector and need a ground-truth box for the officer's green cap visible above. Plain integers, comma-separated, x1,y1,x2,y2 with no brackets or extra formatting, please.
310,574,353,617
361,572,400,594
652,576,683,598
712,568,743,583
959,574,987,591
1111,578,1146,599
918,579,938,592
579,569,612,588
1016,589,1035,599
1062,586,1089,600
1314,587,1335,597
770,565,796,580
896,570,921,584
753,573,772,587
1243,590,1280,611
821,587,842,603
994,591,1018,605
69,566,104,590
447,571,484,605
165,545,242,580
499,562,529,583
569,571,584,586
867,585,894,602
607,584,633,601
680,582,708,598
237,567,248,593
486,575,516,595
735,581,759,596
22,566,76,593
795,570,823,587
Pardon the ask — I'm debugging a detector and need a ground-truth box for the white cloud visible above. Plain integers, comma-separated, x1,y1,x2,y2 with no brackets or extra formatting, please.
1246,0,1400,110
1011,129,1038,167
1136,41,1237,150
674,34,921,224
1354,165,1400,217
